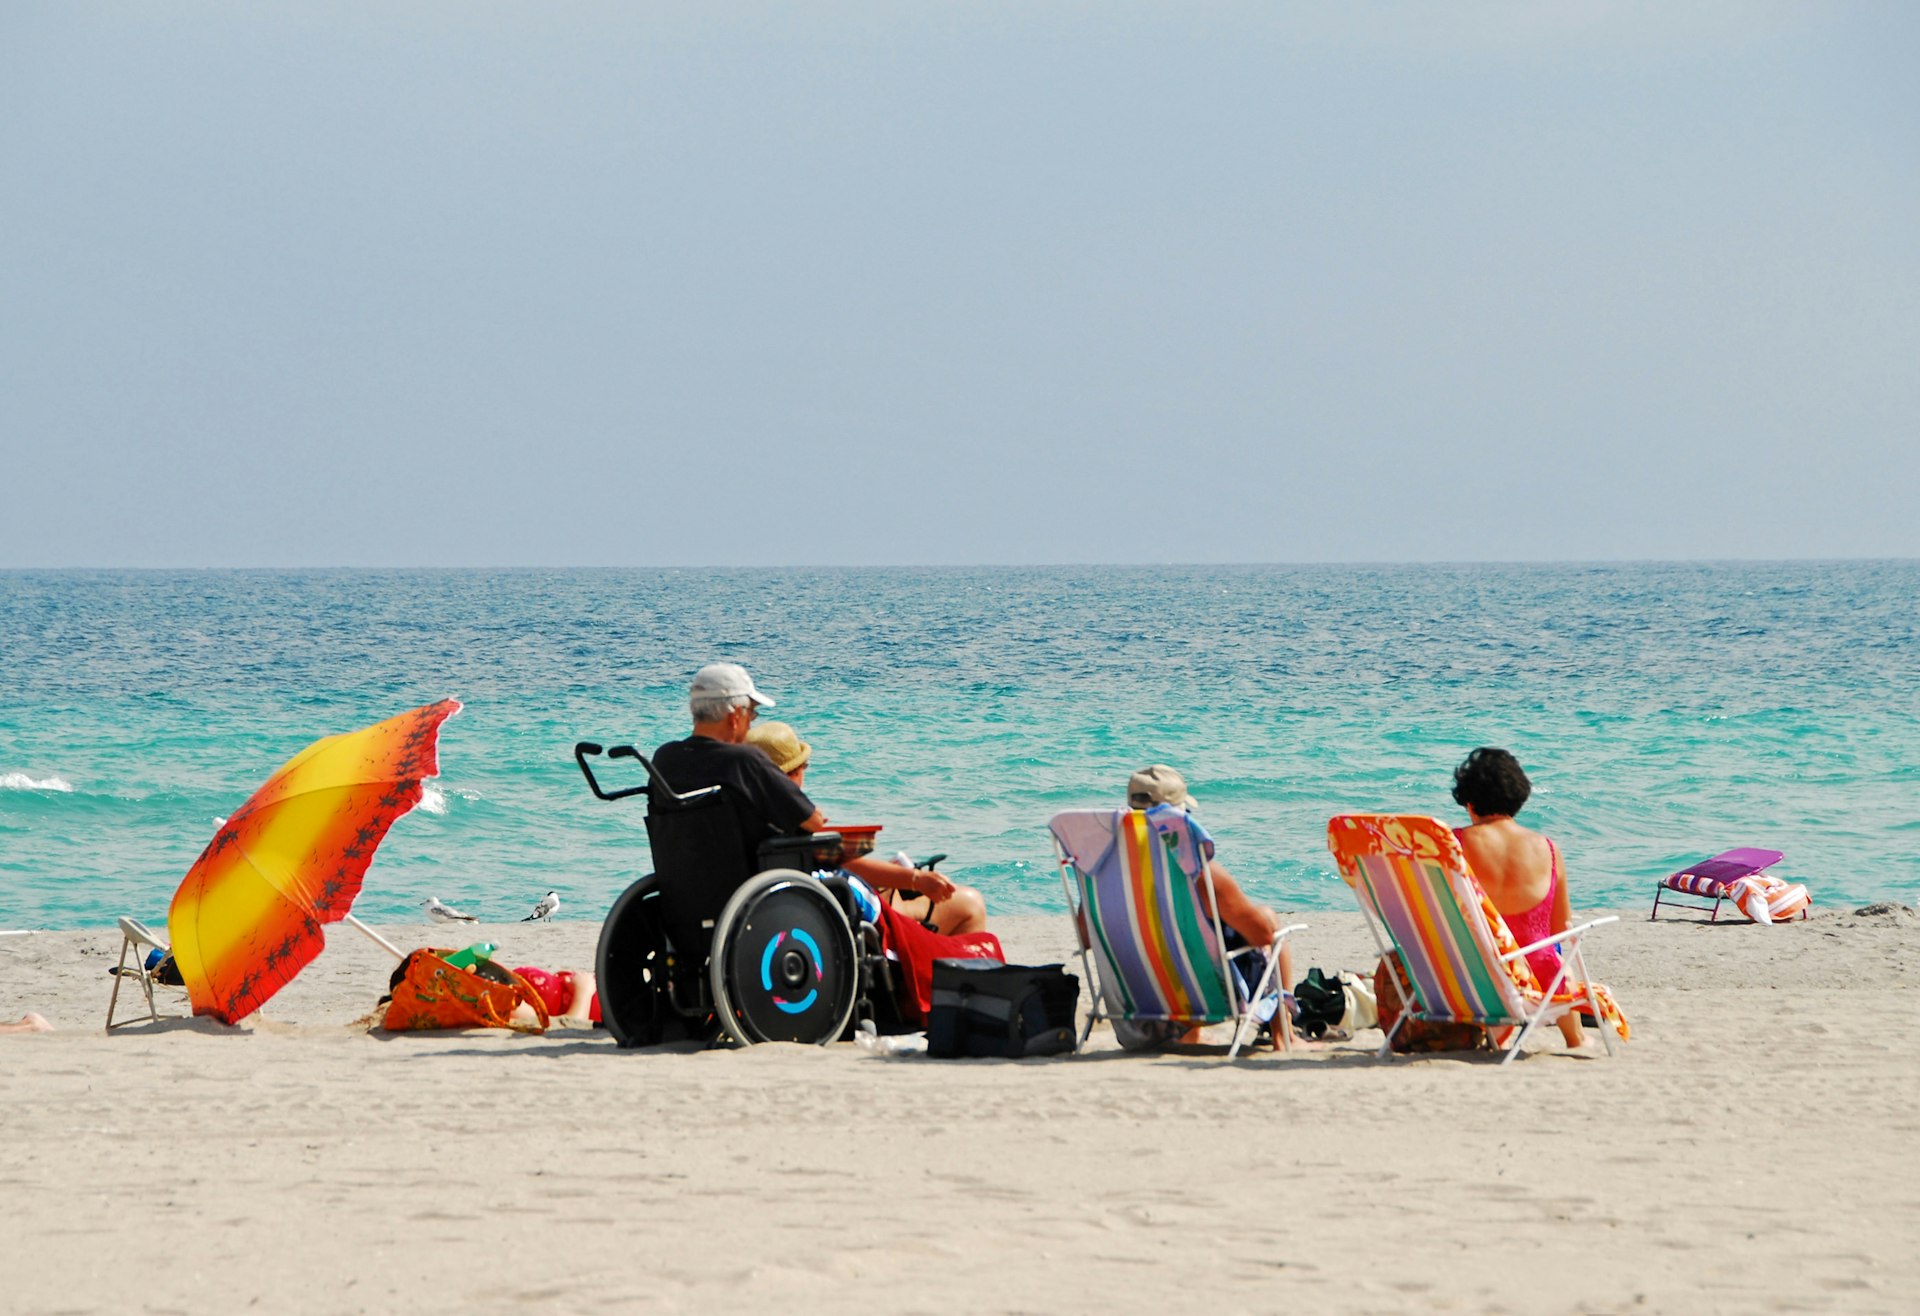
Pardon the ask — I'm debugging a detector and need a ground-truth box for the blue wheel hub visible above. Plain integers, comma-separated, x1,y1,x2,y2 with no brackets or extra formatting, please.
760,928,823,1014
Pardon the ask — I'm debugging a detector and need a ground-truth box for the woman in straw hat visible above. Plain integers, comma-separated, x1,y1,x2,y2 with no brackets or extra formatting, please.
747,721,989,936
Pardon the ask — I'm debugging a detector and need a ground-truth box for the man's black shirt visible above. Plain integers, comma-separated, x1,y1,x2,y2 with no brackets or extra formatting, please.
649,735,816,844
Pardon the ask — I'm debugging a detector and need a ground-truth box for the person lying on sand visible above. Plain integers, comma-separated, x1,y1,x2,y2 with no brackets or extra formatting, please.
746,720,988,936
1125,764,1299,1049
2,1013,53,1034
1450,747,1586,1049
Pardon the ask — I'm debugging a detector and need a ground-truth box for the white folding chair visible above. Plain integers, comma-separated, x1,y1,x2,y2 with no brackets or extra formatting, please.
106,916,174,1031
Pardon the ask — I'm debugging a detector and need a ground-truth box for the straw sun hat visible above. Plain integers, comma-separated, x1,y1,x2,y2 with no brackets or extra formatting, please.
746,721,811,775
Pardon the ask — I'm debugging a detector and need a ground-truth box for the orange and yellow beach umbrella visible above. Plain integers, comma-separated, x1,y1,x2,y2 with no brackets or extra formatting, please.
168,700,460,1024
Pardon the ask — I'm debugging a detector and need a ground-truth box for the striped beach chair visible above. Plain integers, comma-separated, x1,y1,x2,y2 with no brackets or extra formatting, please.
1050,807,1306,1059
1650,848,1810,924
1326,813,1626,1064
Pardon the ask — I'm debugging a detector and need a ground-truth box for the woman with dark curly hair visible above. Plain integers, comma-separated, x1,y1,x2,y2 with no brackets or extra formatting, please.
1451,747,1585,1049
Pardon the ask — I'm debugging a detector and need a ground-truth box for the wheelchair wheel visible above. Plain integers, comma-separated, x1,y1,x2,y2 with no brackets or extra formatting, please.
595,874,674,1048
710,869,859,1046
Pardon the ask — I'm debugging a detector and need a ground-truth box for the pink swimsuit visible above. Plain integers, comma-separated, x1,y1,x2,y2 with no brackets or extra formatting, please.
1501,837,1564,990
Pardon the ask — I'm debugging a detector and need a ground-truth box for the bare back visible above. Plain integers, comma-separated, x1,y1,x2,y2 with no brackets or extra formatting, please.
1456,819,1554,918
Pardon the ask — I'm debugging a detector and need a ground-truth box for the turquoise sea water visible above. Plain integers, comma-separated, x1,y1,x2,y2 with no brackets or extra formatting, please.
2,564,1915,931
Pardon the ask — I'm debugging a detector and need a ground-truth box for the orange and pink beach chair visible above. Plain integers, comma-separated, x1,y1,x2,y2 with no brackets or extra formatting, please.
1051,806,1306,1058
1326,813,1627,1064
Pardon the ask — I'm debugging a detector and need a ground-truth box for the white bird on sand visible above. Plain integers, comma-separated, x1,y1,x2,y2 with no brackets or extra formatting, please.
523,891,560,922
422,896,478,924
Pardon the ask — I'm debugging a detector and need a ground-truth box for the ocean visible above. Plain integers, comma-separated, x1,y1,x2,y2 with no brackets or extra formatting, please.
2,563,1914,931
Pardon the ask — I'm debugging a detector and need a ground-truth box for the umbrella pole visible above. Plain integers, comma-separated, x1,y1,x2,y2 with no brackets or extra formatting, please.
342,913,405,960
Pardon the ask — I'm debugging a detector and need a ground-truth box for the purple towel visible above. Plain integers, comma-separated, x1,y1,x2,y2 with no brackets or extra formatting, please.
1673,848,1784,885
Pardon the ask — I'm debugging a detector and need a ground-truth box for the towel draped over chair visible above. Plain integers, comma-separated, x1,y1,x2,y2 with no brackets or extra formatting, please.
1327,813,1628,1062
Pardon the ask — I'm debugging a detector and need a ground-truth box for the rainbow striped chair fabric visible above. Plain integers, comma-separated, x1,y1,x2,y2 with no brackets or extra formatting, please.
1326,813,1624,1065
1050,806,1305,1059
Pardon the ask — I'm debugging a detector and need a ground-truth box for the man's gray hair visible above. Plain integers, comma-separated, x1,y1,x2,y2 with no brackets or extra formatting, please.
691,691,752,724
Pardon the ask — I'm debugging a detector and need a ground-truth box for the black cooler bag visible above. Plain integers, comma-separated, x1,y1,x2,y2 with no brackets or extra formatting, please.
926,959,1079,1058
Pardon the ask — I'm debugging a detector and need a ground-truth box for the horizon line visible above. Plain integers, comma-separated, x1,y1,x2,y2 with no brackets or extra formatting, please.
2,555,1916,573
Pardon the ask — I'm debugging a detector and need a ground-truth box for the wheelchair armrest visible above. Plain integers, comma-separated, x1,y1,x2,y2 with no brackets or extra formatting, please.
756,832,846,873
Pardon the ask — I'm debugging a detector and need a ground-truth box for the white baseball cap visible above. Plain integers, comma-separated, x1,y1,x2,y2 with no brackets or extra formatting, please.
689,662,776,708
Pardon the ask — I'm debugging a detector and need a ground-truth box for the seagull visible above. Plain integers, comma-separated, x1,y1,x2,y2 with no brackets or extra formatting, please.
523,891,560,922
422,896,478,924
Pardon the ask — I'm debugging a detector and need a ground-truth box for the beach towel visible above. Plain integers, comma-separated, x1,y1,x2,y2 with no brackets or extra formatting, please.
1724,874,1811,923
1470,882,1631,1041
875,903,1003,1025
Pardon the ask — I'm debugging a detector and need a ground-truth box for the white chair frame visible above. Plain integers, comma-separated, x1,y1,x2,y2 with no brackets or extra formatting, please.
106,916,174,1031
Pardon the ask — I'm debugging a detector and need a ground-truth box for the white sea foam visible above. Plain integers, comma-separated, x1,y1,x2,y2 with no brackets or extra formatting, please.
1,772,73,793
418,783,449,815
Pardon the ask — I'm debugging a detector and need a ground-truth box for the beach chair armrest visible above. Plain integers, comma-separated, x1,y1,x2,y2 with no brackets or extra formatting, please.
1500,915,1620,964
1224,923,1308,963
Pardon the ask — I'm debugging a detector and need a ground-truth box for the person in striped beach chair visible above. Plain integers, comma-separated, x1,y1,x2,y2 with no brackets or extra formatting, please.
1050,766,1307,1057
1326,787,1630,1064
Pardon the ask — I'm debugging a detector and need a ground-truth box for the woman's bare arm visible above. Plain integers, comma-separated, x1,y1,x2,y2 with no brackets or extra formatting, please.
843,852,955,902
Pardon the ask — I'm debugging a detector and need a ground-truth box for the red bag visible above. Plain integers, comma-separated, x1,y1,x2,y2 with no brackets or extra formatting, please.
1372,950,1490,1054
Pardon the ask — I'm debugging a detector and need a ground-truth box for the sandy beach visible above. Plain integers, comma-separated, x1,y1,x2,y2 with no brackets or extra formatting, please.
5,905,1919,1314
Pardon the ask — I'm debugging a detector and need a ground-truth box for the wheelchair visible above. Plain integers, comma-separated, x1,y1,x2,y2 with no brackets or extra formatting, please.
576,741,911,1048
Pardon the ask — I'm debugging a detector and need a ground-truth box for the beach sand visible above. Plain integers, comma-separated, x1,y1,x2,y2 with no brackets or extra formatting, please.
5,906,1919,1314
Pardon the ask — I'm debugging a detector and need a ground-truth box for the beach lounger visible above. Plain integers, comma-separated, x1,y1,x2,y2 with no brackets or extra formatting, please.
1326,814,1626,1065
105,916,174,1031
1050,807,1305,1059
1650,848,1810,924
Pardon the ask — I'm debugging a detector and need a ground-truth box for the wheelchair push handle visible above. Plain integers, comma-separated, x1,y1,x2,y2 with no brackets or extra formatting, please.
576,742,649,802
574,741,722,807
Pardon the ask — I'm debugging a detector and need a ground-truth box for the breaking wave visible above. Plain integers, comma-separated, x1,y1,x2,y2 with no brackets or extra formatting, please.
1,772,73,793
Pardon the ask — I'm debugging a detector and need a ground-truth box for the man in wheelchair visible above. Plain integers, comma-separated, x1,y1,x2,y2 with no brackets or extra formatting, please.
585,663,1001,1049
650,662,826,857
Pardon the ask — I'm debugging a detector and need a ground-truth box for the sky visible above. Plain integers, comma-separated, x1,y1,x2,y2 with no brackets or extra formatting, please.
2,2,1916,567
